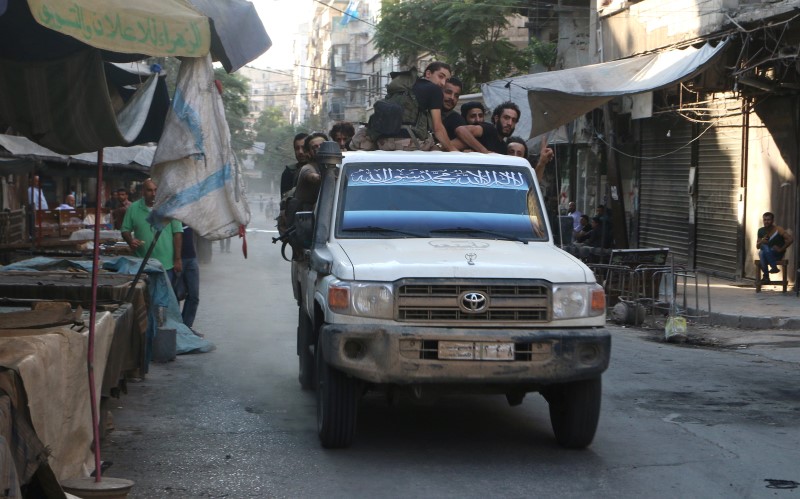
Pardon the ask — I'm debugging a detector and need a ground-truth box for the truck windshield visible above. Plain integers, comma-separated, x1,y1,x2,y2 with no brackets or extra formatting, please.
337,163,548,242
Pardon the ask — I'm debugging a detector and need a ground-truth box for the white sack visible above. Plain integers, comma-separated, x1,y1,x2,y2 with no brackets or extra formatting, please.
151,55,249,240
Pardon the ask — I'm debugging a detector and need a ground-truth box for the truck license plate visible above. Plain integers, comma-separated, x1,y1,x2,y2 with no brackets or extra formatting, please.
438,341,515,361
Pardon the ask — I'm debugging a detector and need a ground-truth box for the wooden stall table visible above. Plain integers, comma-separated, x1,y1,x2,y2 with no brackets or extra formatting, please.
0,271,148,385
0,307,118,484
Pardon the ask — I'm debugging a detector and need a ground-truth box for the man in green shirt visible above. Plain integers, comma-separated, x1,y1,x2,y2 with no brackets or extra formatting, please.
121,179,183,280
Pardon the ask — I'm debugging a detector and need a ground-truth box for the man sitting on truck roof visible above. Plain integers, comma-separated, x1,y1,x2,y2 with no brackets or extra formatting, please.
460,101,485,125
442,77,490,153
450,101,519,154
351,62,457,152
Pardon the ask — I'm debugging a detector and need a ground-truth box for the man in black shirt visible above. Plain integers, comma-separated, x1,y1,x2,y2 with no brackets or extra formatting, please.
491,101,521,140
575,215,593,243
442,77,489,153
408,62,457,151
351,62,456,151
464,122,507,154
442,78,463,139
450,101,520,154
329,122,355,151
461,102,485,125
280,133,308,197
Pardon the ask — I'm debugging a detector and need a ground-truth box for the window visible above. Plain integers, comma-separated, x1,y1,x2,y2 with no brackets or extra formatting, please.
337,163,547,241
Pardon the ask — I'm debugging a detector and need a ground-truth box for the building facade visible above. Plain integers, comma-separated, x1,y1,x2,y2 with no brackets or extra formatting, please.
593,0,800,281
304,0,394,132
236,66,297,126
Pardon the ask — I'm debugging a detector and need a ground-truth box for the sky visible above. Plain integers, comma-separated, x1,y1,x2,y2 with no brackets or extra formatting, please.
250,0,314,71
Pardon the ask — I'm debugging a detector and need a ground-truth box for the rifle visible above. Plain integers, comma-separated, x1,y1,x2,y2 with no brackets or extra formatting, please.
272,225,295,245
272,225,296,262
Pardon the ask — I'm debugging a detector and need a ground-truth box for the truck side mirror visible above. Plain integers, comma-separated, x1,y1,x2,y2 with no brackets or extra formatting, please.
295,211,314,249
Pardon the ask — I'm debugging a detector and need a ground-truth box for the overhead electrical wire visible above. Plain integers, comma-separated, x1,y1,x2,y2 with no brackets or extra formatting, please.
296,63,382,78
251,90,338,97
592,120,718,161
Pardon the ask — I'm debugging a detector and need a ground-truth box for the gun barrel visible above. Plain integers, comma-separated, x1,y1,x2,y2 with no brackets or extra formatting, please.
272,226,296,244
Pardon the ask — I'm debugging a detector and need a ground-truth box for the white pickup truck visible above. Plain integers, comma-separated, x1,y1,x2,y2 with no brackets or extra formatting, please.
291,142,610,449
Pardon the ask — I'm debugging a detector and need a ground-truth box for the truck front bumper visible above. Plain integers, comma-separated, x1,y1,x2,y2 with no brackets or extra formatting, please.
319,324,610,385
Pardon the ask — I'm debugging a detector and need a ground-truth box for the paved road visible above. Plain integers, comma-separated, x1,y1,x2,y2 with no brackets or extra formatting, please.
101,226,800,498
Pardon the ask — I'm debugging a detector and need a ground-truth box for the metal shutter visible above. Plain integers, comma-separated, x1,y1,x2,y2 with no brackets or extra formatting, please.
695,100,743,277
639,118,691,264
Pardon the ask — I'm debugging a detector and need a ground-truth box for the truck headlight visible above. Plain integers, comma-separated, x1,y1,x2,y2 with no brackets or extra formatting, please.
552,283,605,319
328,281,394,319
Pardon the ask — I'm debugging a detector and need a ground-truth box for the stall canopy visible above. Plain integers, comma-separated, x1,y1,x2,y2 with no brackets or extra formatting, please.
0,134,154,176
0,50,170,155
0,0,270,155
2,0,270,71
482,41,728,138
187,0,271,73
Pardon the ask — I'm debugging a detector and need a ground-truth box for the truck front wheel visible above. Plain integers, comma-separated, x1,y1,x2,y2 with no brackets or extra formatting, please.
543,377,602,449
316,336,360,448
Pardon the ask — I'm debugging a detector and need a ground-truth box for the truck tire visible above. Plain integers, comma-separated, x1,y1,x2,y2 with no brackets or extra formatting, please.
544,377,601,449
297,308,315,390
316,336,359,448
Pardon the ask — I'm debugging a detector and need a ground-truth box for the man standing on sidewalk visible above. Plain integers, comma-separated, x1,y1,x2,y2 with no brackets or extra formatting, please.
757,211,793,282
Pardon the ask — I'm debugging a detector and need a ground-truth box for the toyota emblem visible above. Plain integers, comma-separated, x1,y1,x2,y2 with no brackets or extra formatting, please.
460,291,488,313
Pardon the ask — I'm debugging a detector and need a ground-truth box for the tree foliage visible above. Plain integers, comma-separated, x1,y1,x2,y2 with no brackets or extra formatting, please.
374,0,532,92
252,107,302,170
527,39,558,70
213,68,253,157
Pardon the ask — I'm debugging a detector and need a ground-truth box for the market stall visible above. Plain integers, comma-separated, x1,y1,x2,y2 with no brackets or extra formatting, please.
0,0,270,494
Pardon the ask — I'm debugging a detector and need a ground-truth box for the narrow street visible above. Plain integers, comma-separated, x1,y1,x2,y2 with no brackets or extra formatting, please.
4,2,800,497
101,207,800,498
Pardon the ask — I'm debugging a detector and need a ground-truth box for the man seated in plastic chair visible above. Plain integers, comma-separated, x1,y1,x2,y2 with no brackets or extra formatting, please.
756,211,793,284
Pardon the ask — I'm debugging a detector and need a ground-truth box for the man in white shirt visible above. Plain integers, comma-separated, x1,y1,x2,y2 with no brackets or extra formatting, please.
27,175,49,210
568,201,582,234
56,194,75,210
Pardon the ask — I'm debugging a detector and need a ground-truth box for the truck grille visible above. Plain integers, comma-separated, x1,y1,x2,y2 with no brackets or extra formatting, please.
396,280,550,323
